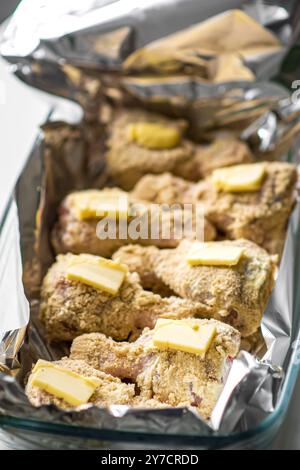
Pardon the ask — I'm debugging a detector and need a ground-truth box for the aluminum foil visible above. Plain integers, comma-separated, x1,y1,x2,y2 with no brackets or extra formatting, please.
1,0,300,446
1,0,300,137
0,201,29,370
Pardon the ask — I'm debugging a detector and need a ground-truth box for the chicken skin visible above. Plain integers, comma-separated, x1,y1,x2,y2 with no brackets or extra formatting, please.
51,187,216,258
40,253,210,342
132,162,298,255
26,358,135,409
70,319,241,420
106,108,253,190
113,239,276,337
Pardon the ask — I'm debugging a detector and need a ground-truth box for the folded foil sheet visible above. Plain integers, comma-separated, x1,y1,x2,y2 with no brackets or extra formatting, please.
1,0,300,444
1,0,300,137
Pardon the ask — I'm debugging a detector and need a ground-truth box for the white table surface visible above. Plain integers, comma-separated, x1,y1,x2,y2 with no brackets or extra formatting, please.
0,55,300,450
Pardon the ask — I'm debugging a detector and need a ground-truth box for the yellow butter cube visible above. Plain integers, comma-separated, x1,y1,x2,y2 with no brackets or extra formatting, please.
66,256,127,295
30,360,100,407
153,319,216,356
74,190,129,220
155,318,199,331
155,318,176,329
187,242,244,266
128,122,181,149
212,163,266,192
31,359,56,374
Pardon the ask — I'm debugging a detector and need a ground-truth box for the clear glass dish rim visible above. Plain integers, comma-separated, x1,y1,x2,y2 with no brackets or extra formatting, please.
0,352,298,446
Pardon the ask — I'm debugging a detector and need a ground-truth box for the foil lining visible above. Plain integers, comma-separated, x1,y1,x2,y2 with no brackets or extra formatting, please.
0,201,29,370
0,107,299,440
0,0,300,446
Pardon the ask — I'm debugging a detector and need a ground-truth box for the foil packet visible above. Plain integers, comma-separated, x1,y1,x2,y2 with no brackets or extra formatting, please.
1,0,300,446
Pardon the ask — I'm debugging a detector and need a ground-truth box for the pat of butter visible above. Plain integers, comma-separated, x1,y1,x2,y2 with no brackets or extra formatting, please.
212,163,266,192
74,190,128,220
153,319,216,356
187,243,244,266
30,360,101,406
155,318,199,331
128,122,181,149
66,256,127,294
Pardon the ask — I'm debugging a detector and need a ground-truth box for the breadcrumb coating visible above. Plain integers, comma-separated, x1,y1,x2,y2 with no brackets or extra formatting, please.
51,187,216,257
113,239,276,337
40,253,211,342
70,318,240,420
106,109,253,190
26,358,135,409
132,162,297,255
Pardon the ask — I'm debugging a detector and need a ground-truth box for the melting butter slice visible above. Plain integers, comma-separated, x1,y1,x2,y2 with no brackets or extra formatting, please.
187,243,244,266
66,256,127,294
30,360,101,406
155,318,199,331
153,319,216,356
212,163,266,192
128,122,181,149
74,190,128,220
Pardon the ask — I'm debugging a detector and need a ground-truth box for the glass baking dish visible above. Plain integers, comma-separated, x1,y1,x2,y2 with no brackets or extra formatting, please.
0,167,299,449
1,0,300,450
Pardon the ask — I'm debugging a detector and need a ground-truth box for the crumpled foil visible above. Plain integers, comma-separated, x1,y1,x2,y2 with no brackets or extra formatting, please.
0,201,29,370
1,0,300,137
1,0,300,446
